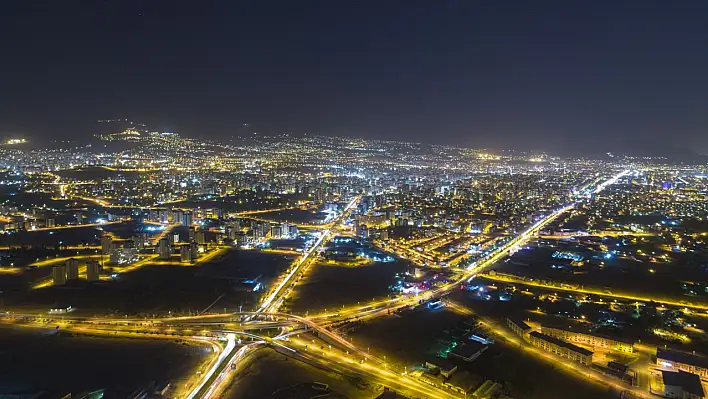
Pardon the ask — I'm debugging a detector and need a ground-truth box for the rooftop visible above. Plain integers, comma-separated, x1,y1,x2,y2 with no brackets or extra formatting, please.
425,356,457,372
662,370,705,397
450,341,488,360
541,321,634,345
376,391,408,399
529,331,594,356
507,317,532,331
658,348,708,370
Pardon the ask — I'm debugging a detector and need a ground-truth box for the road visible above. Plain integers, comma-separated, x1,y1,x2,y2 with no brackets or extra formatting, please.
191,195,361,399
308,170,632,323
479,272,708,311
258,195,360,313
275,337,460,399
4,171,640,399
444,299,651,398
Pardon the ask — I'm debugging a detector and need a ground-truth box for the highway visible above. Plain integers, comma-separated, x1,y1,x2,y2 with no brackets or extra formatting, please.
276,336,460,399
186,195,362,399
309,170,633,323
478,272,708,311
186,333,237,399
258,195,360,313
3,171,641,399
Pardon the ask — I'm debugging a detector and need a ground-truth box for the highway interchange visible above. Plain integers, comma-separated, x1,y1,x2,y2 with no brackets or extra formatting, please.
2,170,651,399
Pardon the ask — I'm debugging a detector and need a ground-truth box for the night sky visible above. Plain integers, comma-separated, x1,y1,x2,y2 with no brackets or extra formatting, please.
2,1,708,155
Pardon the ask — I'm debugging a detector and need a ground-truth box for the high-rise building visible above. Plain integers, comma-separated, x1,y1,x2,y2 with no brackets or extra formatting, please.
270,224,282,238
226,226,238,241
191,241,199,258
66,258,79,280
148,209,158,222
253,222,266,239
159,210,169,224
157,238,171,260
101,235,112,255
131,234,147,249
195,230,206,245
235,232,247,247
180,245,192,262
181,211,193,226
52,264,67,285
86,260,101,282
172,209,183,225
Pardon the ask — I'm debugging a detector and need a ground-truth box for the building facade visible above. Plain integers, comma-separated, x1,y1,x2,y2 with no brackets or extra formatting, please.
658,348,708,380
52,263,66,285
65,258,79,280
86,260,100,282
507,317,532,340
529,331,593,366
541,324,634,353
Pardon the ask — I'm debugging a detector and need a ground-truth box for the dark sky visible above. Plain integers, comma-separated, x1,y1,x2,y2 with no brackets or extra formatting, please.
2,1,708,154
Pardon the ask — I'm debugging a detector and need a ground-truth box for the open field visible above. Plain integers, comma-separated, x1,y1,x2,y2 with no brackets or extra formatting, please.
0,325,206,397
222,348,381,399
0,249,296,316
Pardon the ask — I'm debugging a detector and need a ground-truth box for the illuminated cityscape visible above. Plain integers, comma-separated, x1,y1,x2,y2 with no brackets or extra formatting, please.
3,2,708,399
1,124,708,398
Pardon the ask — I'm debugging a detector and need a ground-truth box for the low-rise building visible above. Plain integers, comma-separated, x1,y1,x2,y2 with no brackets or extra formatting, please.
425,357,458,378
661,370,705,399
657,348,708,380
529,331,593,366
507,317,532,340
541,323,634,353
376,390,408,399
49,305,73,314
444,371,481,396
472,380,502,399
449,342,488,362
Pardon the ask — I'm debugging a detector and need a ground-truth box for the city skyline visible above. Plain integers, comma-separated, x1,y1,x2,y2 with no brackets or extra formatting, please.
1,126,708,399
